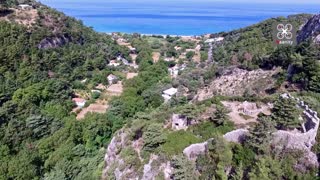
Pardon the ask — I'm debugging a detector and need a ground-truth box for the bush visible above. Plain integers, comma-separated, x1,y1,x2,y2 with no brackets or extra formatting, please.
189,121,234,141
160,130,200,156
91,91,101,100
186,51,195,60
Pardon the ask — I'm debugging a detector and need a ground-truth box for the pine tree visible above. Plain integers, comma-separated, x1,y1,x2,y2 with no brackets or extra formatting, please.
231,162,244,180
142,123,166,151
196,137,233,179
271,96,301,130
303,57,320,92
246,116,276,155
300,43,320,92
171,155,198,180
210,105,230,126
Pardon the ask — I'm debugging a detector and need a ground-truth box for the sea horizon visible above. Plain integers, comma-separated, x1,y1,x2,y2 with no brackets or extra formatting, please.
40,1,320,35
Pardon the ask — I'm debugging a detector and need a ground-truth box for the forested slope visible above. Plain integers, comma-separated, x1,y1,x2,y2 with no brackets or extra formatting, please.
0,1,130,179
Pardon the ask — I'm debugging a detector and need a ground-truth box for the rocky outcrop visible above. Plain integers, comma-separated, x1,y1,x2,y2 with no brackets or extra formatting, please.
183,141,209,161
223,129,248,143
223,93,320,167
102,128,173,180
141,155,173,180
195,67,278,100
297,14,320,44
102,129,137,180
38,34,75,49
272,93,320,167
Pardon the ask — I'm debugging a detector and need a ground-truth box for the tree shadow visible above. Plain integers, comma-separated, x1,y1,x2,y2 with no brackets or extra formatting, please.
0,9,14,17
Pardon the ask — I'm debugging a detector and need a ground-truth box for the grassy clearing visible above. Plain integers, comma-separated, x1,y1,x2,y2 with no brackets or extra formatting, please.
189,121,235,141
160,130,201,157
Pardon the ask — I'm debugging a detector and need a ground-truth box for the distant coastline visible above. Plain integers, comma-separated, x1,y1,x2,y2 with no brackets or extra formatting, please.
105,32,205,38
41,1,320,35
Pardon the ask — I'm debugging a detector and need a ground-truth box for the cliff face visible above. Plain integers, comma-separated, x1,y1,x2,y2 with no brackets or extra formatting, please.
297,14,320,44
102,129,173,180
38,34,83,49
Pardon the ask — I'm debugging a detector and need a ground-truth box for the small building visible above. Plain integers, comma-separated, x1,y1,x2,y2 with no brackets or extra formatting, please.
205,37,224,43
185,49,196,52
107,74,118,85
169,66,180,77
168,64,186,78
171,113,198,131
108,60,120,67
172,114,191,130
18,4,32,10
162,88,178,102
116,56,122,61
72,98,86,108
168,67,179,77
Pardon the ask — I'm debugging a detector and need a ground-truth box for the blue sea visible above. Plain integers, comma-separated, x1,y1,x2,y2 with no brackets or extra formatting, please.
41,0,320,35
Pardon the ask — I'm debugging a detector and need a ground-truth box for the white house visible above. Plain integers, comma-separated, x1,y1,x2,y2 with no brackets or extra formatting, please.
162,88,178,102
168,64,186,78
72,98,86,108
108,60,120,67
168,66,179,77
205,37,224,43
107,74,118,85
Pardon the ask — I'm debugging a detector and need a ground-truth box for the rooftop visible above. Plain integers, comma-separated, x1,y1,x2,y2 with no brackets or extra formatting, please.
72,98,86,103
205,37,224,43
163,88,178,96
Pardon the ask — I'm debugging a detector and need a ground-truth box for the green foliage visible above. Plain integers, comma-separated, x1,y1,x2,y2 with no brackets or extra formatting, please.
110,60,168,118
143,123,166,152
26,114,61,139
212,14,312,70
246,116,276,155
271,96,301,130
91,91,101,99
196,137,233,180
189,121,234,141
248,156,282,180
232,144,255,168
200,51,208,62
210,105,230,126
186,51,195,60
172,155,198,180
160,130,200,156
120,147,142,171
0,5,127,176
